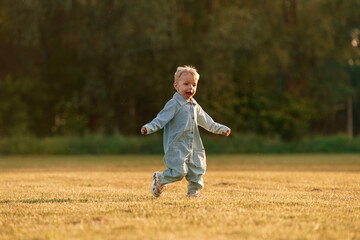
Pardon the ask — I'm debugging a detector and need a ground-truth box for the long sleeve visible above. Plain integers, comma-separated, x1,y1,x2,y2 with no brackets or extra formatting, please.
197,105,229,134
143,99,177,135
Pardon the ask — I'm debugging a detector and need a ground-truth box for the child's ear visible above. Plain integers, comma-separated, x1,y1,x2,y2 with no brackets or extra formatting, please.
173,82,178,90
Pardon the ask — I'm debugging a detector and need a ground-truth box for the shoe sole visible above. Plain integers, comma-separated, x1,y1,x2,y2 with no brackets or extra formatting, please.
186,193,201,198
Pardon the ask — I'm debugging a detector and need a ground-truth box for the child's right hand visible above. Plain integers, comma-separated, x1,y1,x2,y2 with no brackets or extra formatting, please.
141,126,147,135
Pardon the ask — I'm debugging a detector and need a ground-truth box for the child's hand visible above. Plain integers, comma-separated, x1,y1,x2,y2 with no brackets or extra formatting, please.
224,129,231,136
141,126,147,135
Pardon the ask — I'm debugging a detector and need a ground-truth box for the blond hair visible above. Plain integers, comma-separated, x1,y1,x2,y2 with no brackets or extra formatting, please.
174,65,200,82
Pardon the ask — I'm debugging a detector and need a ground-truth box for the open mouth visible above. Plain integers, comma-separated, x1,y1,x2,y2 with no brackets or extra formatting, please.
185,92,193,98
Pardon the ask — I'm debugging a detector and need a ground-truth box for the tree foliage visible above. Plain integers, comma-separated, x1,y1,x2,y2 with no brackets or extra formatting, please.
0,0,359,139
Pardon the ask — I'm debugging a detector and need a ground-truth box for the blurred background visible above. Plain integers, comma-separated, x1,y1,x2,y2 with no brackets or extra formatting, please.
0,0,360,154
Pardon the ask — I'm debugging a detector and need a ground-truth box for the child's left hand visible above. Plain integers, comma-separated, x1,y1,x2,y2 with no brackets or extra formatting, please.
224,129,231,136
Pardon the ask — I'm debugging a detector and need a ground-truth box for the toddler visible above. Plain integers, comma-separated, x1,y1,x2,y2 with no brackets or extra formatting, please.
141,66,230,198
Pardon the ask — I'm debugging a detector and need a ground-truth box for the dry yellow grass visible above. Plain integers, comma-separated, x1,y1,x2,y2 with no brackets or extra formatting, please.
0,155,359,240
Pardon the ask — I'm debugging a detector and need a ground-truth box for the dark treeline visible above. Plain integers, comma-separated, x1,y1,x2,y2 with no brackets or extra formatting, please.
0,0,360,139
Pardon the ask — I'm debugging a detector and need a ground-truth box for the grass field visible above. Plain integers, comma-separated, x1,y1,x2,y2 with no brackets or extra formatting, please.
0,154,359,240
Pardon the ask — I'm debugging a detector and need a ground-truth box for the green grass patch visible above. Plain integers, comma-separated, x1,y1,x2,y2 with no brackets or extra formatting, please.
0,134,360,155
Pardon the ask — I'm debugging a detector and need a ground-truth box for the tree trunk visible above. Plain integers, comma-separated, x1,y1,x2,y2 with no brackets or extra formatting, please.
347,97,353,138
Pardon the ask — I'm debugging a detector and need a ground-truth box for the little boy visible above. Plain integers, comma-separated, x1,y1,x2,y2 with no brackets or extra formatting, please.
141,66,230,197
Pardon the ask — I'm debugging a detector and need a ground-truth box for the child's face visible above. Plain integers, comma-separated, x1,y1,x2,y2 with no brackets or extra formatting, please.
174,72,198,101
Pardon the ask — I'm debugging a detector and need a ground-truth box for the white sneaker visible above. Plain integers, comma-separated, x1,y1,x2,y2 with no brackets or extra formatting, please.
150,171,166,197
186,192,201,198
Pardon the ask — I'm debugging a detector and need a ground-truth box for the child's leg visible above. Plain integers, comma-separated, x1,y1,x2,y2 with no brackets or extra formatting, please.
159,162,188,185
185,163,206,194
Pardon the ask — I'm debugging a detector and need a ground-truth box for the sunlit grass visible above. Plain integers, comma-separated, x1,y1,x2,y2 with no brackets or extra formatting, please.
0,155,359,240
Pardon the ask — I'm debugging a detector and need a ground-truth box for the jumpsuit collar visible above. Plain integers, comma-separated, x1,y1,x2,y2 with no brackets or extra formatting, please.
173,92,198,106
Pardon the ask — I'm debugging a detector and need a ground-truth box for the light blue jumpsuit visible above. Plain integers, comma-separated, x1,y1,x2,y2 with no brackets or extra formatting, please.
144,92,230,194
